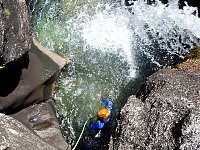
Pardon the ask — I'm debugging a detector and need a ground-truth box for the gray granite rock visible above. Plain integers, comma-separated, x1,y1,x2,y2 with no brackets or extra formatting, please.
0,39,69,114
0,0,32,64
0,113,57,150
11,99,71,150
0,1,71,149
0,39,71,148
114,66,200,149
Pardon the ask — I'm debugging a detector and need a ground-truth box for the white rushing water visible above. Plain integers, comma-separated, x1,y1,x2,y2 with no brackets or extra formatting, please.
61,0,200,145
123,0,200,65
82,4,136,77
64,0,200,77
32,0,200,147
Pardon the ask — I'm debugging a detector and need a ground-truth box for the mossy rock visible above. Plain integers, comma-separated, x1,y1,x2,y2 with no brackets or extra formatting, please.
3,8,11,17
185,46,200,59
172,46,200,68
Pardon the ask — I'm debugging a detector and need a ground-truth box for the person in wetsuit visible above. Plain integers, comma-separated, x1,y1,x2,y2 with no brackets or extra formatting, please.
83,94,113,150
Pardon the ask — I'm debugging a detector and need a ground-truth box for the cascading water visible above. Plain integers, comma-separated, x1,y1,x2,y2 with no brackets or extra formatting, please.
81,4,136,77
30,0,200,148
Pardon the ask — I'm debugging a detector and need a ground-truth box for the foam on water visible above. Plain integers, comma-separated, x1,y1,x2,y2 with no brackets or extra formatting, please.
82,6,136,77
126,0,200,61
31,0,200,147
71,0,200,76
61,0,200,145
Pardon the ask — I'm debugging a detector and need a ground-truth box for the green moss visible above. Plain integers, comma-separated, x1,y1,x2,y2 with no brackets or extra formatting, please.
32,121,52,130
3,8,11,17
185,46,200,59
171,46,200,68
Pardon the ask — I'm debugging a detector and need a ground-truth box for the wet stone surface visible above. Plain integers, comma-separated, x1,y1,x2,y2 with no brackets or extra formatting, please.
0,0,32,65
113,58,200,149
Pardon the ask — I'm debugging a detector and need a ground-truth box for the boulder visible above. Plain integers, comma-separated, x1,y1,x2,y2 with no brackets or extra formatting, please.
0,39,70,114
0,38,71,149
113,55,200,149
0,0,71,149
0,0,32,65
10,99,71,150
0,113,57,150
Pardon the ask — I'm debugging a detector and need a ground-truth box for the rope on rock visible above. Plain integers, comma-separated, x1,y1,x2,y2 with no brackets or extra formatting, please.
0,66,5,69
72,116,90,150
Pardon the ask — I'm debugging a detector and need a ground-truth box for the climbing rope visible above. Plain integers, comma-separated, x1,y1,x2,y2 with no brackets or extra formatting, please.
72,116,91,150
0,65,5,70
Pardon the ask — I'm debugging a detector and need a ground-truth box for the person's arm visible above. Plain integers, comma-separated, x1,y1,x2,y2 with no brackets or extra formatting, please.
102,98,113,112
88,119,104,132
96,120,104,129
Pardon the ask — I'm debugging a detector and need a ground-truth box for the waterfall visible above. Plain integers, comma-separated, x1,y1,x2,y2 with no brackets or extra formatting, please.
30,0,200,147
81,4,136,78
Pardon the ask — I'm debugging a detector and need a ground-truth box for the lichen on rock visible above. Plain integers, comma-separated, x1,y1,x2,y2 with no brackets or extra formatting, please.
0,0,32,65
0,113,58,150
185,46,200,60
176,46,200,75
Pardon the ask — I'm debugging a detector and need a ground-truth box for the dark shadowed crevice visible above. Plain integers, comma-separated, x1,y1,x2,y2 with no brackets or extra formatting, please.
0,2,3,10
136,79,166,102
0,52,29,97
172,111,190,150
112,113,124,149
136,82,156,102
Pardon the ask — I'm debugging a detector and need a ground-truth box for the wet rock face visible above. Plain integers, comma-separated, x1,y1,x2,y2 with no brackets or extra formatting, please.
114,65,200,149
10,99,71,150
0,39,65,114
25,0,31,6
0,0,32,65
0,113,57,150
